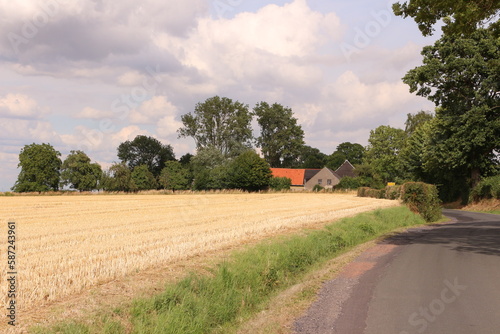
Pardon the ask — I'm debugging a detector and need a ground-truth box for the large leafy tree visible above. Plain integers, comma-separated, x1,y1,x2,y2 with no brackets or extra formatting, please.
404,111,434,136
102,163,136,192
12,143,62,192
190,146,230,190
254,102,305,167
131,165,158,191
297,146,327,169
159,161,190,191
403,29,500,187
178,96,253,157
60,150,102,191
399,116,434,181
228,150,272,191
328,142,365,169
364,126,406,183
393,0,500,36
117,135,175,177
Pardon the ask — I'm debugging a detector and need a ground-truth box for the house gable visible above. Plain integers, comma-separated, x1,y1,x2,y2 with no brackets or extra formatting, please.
304,167,341,190
335,160,356,178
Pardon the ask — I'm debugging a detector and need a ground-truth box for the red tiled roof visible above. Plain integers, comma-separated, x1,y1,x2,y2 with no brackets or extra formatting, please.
270,168,306,186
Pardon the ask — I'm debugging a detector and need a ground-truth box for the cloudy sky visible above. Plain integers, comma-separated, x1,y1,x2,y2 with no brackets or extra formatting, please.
0,0,441,191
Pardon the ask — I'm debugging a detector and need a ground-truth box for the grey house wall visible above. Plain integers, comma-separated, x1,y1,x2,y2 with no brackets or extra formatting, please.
304,167,341,190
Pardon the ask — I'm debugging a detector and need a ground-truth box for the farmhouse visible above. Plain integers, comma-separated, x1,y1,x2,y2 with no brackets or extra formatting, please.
270,160,355,190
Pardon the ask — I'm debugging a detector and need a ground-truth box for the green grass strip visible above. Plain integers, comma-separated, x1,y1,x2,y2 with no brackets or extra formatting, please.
33,206,426,334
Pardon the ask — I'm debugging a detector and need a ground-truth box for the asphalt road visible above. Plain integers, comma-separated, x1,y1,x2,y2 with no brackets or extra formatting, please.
294,210,500,334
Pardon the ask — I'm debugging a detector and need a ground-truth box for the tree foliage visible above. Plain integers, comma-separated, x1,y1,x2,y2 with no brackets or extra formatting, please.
131,165,158,191
159,161,190,191
117,135,175,177
190,146,230,190
403,29,500,188
269,177,292,191
228,150,272,191
297,146,327,169
254,102,305,167
393,0,500,36
178,96,253,156
60,150,102,191
404,111,434,136
328,142,365,170
102,163,136,192
12,143,62,192
364,126,406,183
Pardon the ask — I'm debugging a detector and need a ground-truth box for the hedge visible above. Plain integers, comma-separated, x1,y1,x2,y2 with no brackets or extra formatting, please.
401,182,441,222
469,175,500,202
358,182,441,222
269,177,292,191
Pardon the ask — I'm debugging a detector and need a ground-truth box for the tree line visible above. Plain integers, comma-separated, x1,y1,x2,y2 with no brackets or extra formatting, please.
11,98,365,193
11,1,499,200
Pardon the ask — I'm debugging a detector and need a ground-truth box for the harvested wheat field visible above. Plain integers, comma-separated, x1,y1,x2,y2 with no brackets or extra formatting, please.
0,192,397,329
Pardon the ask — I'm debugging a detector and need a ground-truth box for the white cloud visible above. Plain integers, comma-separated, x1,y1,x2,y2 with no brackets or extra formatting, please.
0,118,59,142
129,95,179,124
0,93,46,119
75,107,114,120
325,71,415,123
158,0,341,89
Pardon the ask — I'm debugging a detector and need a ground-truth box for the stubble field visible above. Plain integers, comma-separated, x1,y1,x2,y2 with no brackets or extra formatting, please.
0,192,397,316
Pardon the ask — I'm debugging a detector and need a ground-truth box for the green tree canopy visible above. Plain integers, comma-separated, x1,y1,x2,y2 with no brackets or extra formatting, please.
327,142,365,170
297,146,327,169
254,101,305,167
190,146,230,190
159,161,190,191
403,29,500,187
228,150,272,191
178,96,253,156
102,163,136,192
404,111,434,136
60,150,102,191
400,118,434,182
12,143,62,192
393,0,500,36
117,135,175,177
131,165,158,191
364,125,406,183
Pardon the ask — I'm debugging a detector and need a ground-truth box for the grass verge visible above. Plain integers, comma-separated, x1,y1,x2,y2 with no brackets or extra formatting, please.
32,206,427,334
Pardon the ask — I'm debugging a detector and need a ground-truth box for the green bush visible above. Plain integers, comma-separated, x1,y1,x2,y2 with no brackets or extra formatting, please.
336,176,361,190
365,188,384,199
312,184,324,192
269,177,292,191
385,185,402,200
401,182,441,222
357,187,370,197
469,175,500,202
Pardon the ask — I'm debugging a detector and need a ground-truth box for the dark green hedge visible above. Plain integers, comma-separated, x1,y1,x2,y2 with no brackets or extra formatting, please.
358,182,441,222
469,175,500,202
401,182,442,222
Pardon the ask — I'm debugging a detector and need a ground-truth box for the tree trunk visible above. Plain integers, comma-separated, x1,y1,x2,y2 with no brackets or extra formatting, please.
471,167,481,188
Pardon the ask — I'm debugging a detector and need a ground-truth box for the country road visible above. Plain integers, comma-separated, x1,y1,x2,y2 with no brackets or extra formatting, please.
294,210,500,334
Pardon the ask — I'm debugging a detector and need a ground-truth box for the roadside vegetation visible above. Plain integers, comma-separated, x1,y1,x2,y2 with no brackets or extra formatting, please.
32,206,426,334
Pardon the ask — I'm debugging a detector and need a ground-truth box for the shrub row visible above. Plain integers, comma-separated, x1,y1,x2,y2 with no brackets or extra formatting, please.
358,182,441,222
357,187,385,199
401,182,442,222
469,175,500,202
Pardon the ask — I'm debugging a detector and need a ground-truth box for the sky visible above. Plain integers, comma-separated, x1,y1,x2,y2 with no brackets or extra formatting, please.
0,0,442,191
